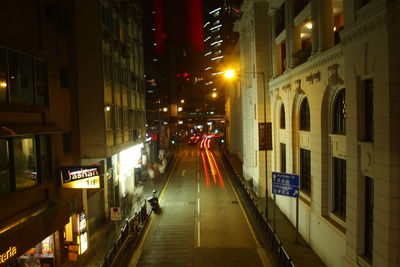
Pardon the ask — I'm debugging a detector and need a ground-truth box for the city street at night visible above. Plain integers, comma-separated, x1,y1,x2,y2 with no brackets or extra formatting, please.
1,0,399,266
128,143,271,266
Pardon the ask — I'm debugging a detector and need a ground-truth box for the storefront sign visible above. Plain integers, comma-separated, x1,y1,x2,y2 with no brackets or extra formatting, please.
0,246,17,264
61,166,100,189
68,245,79,261
77,212,88,254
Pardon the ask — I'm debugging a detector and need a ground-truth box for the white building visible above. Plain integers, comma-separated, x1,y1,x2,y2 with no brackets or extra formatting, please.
229,0,400,266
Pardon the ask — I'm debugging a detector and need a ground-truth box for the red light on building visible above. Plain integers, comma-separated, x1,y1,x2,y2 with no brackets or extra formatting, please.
187,0,204,52
154,0,165,54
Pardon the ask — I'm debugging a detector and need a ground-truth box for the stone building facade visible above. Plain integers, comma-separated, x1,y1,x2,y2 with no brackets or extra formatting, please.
229,0,400,266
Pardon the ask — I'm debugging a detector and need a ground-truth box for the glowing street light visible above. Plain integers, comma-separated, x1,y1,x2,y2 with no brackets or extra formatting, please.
211,92,217,98
178,106,183,112
180,99,185,103
224,69,235,79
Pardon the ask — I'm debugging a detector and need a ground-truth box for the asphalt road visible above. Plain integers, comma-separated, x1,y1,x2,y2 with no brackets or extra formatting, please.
128,144,272,267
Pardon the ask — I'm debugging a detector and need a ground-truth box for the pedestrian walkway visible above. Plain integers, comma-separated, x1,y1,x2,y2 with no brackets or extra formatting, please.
222,149,326,267
61,156,174,267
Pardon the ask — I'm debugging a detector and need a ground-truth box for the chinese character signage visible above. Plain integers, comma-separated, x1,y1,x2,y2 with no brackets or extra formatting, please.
61,166,101,189
272,172,299,198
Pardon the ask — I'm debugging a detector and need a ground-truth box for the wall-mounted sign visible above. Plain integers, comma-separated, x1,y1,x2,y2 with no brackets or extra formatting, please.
61,166,101,189
0,246,17,264
76,211,88,254
259,122,273,151
110,207,121,221
77,211,87,235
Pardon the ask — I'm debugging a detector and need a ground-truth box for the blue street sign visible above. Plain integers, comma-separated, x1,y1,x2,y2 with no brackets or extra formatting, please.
272,172,300,198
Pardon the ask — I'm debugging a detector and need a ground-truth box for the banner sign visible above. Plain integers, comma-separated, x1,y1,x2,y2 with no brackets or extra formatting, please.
259,122,272,151
61,166,101,189
272,172,299,198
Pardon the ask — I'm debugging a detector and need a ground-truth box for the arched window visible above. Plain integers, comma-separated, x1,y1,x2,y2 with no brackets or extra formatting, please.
280,104,285,129
333,89,346,134
300,97,310,131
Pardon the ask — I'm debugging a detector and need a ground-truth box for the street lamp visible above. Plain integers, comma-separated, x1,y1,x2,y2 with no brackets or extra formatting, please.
224,68,269,221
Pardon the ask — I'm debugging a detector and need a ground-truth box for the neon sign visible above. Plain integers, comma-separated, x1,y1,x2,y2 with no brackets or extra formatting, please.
0,246,17,264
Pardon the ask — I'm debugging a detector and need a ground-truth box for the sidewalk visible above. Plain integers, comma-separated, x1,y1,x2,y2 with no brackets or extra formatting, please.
62,155,174,267
222,149,326,267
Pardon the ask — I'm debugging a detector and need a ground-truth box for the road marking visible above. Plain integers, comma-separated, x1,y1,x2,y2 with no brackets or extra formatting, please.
197,198,200,214
198,183,200,194
182,169,186,176
197,221,201,247
220,157,262,248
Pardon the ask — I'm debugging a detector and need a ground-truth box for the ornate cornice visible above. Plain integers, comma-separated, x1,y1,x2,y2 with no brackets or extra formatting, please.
340,11,387,47
269,45,343,90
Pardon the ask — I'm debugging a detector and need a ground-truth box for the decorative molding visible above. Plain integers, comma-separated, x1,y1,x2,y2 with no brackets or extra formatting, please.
305,71,320,84
269,45,343,90
327,64,344,88
340,12,387,47
295,79,301,91
282,83,291,92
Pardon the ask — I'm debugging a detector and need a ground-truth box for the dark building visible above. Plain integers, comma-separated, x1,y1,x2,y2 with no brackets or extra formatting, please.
0,1,80,265
0,0,146,265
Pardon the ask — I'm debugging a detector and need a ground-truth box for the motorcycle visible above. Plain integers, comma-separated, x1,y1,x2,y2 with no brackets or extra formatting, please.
147,190,160,214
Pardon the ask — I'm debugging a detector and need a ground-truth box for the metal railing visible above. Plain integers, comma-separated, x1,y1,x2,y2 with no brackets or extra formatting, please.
101,203,149,267
101,153,175,267
222,152,295,267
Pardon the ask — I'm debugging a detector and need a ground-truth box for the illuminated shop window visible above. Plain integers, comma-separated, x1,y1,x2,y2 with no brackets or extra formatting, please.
16,235,55,266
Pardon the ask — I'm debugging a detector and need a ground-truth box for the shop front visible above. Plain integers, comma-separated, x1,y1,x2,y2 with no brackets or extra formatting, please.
63,211,88,262
114,143,144,221
1,201,73,267
12,234,56,267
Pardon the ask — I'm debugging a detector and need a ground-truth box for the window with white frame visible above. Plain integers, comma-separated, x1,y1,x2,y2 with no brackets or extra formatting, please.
364,176,374,261
280,143,286,173
332,89,346,134
300,148,311,195
300,97,310,131
332,157,346,218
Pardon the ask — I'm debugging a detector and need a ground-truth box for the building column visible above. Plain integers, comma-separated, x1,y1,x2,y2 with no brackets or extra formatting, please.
318,0,334,52
310,0,320,55
270,9,280,77
284,0,301,69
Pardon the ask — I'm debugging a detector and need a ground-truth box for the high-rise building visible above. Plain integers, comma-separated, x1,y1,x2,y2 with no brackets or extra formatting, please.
202,0,241,116
74,0,146,248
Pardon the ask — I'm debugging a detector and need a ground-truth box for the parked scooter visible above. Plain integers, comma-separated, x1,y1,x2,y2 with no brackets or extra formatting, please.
147,190,160,214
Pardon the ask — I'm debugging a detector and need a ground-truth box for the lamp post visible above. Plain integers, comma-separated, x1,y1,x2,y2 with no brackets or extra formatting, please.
224,69,269,221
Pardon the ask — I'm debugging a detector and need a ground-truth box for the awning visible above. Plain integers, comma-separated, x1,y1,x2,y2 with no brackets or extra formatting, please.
0,125,64,137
